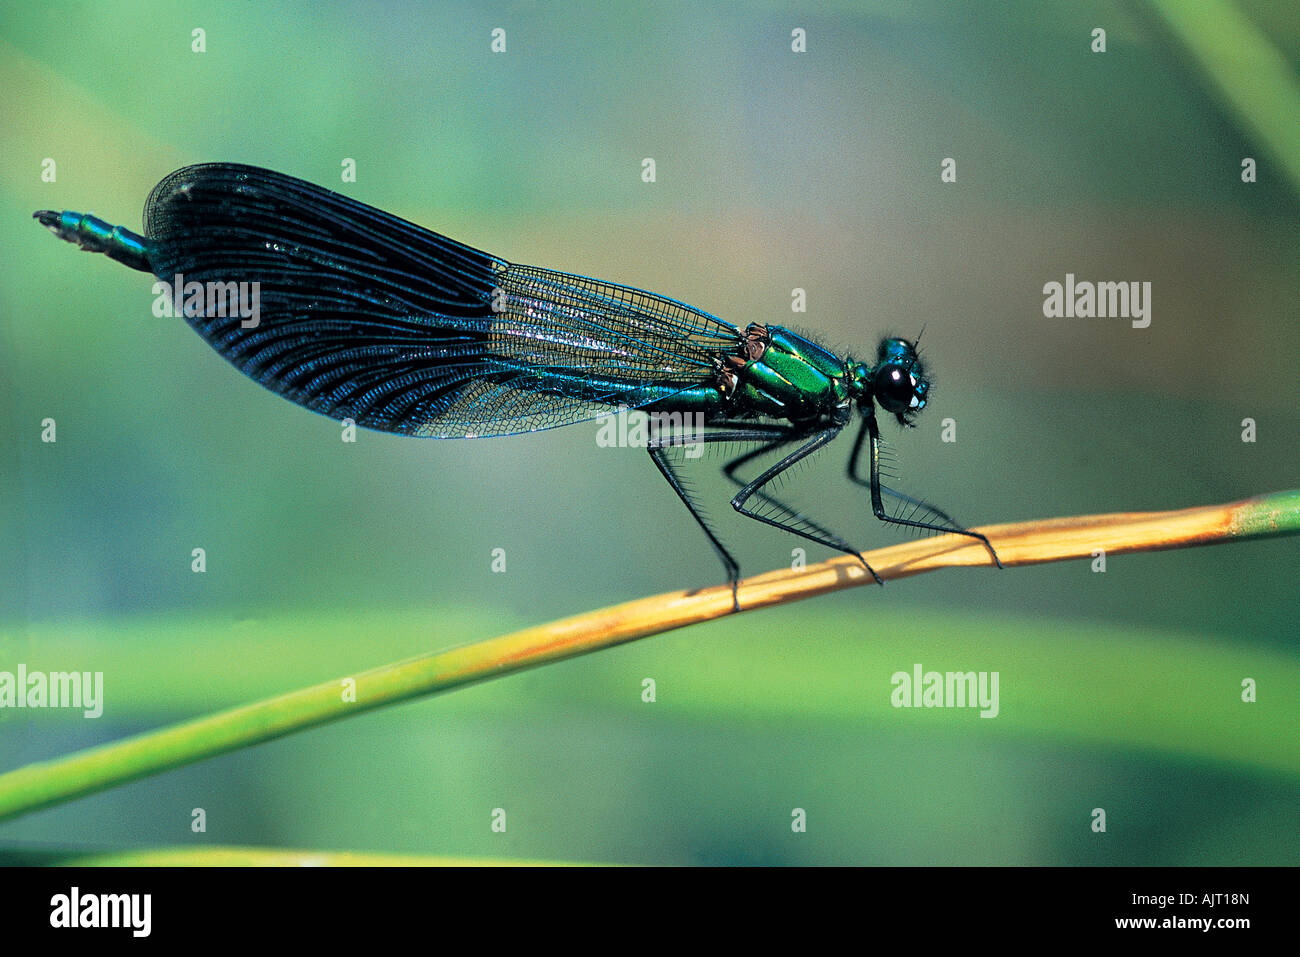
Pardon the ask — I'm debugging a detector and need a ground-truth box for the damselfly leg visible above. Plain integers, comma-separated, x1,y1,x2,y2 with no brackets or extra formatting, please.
725,427,883,585
650,424,782,610
848,414,1003,567
721,432,871,568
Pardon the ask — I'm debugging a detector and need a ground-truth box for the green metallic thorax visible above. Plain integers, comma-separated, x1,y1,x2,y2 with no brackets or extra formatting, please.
732,326,850,422
641,323,854,426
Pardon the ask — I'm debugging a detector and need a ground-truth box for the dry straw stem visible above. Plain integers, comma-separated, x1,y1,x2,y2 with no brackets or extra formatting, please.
0,489,1295,823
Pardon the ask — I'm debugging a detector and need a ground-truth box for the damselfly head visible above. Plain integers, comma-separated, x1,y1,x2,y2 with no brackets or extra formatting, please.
861,337,929,427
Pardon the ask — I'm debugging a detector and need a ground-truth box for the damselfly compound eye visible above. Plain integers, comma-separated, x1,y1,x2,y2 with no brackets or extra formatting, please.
875,364,918,415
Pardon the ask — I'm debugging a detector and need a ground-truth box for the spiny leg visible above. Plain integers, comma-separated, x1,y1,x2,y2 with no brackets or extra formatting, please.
720,432,863,561
648,423,791,610
848,419,964,527
729,426,885,585
848,414,1003,568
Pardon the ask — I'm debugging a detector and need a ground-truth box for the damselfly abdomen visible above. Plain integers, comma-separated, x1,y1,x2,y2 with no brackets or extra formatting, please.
35,164,1000,607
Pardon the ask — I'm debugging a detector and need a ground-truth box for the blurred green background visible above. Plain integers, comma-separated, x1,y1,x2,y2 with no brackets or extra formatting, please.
0,1,1296,865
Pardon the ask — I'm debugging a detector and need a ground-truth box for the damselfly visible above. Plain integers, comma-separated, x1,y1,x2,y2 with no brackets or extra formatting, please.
35,164,1000,606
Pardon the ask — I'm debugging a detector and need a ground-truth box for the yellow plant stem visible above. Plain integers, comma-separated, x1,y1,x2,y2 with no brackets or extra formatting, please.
0,489,1295,824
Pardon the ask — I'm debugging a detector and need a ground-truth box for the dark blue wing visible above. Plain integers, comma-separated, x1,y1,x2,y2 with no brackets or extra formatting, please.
143,163,740,437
